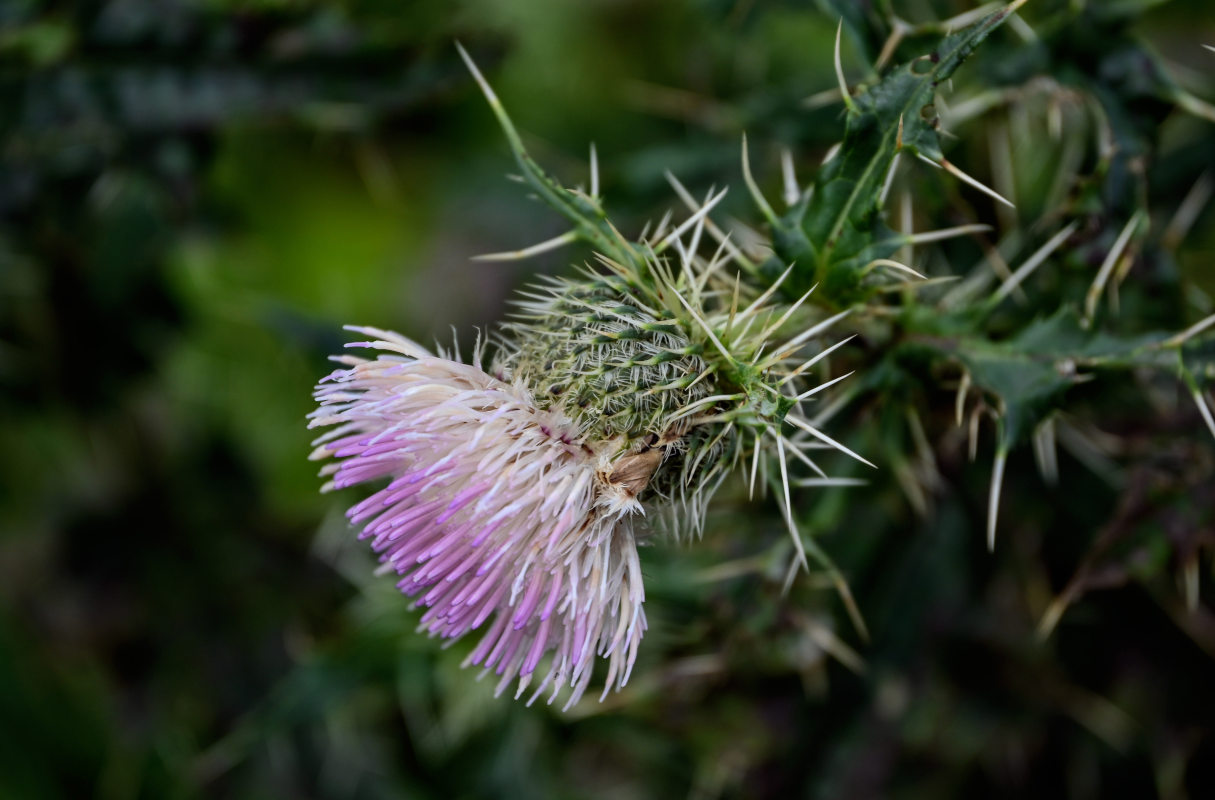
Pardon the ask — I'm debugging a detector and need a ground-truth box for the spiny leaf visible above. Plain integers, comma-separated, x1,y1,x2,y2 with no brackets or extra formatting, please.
918,306,1202,448
768,1,1026,307
456,43,642,270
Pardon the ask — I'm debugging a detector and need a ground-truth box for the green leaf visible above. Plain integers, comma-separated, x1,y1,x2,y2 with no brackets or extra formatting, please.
457,43,642,271
770,1,1026,307
921,306,1183,447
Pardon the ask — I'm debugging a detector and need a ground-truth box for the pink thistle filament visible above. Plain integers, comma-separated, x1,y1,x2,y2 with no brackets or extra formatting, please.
309,327,647,708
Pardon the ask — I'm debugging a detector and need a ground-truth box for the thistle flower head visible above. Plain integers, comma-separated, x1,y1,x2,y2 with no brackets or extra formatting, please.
309,327,649,707
495,241,868,542
308,231,869,702
307,50,877,706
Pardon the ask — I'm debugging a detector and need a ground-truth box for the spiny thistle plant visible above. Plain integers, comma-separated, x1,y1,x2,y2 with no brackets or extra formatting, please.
753,0,1184,549
751,0,1215,628
307,45,874,706
309,1,1215,708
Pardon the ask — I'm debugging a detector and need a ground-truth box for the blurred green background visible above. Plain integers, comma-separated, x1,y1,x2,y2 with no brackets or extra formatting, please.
2,1,1214,798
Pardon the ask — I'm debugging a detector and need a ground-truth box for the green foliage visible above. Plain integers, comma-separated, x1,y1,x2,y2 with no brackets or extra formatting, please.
772,2,1027,307
733,2,1215,553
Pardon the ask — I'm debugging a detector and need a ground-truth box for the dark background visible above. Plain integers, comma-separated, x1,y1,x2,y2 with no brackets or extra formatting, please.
2,1,1215,798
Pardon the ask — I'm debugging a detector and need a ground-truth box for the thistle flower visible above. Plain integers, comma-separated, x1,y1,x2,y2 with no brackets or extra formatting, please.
309,327,651,707
308,245,869,705
306,49,878,708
